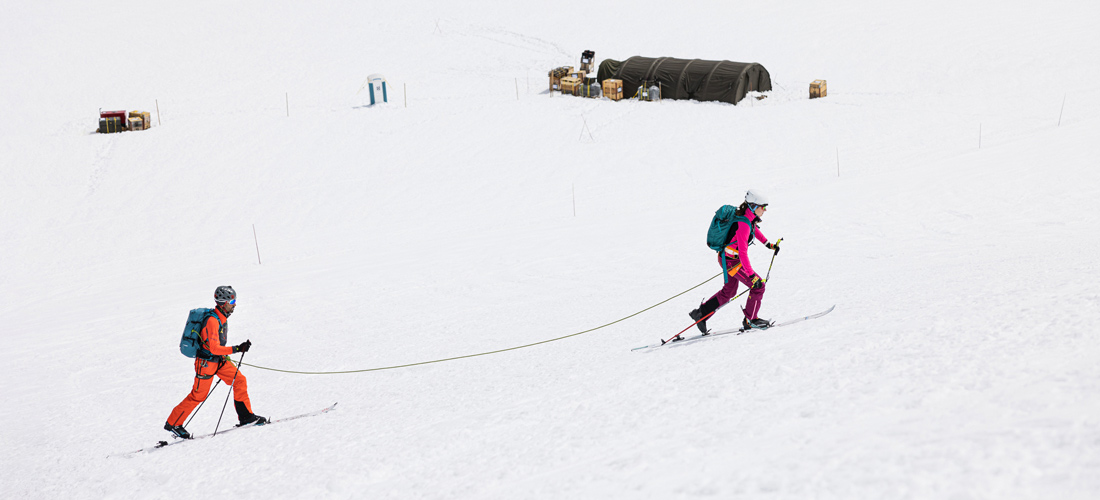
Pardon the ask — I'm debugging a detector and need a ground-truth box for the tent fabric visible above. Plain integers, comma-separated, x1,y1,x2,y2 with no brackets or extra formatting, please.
596,57,771,105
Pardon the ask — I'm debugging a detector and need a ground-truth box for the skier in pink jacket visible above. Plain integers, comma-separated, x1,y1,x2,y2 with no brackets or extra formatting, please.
690,189,780,333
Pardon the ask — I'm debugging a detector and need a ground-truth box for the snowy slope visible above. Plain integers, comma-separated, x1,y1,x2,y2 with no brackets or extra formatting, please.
2,0,1099,498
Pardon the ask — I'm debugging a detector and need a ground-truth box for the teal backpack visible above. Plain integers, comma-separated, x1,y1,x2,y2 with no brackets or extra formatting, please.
179,308,222,359
707,205,753,252
707,206,755,283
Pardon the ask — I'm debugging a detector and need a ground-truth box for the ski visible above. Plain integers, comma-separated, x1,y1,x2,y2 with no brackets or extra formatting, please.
110,402,338,458
631,305,835,352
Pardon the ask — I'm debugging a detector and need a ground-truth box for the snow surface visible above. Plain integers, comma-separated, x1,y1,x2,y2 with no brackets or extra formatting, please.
3,0,1100,498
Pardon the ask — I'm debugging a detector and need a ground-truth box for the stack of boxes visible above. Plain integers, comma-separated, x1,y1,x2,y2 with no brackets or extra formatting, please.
563,68,590,95
99,109,151,133
579,50,595,73
560,75,582,95
99,110,126,133
129,111,151,130
809,79,827,99
548,66,573,92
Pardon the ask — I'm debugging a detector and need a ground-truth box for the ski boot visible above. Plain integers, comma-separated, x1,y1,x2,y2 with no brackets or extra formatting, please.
689,298,721,335
164,422,192,439
235,400,269,427
237,414,268,427
740,317,773,332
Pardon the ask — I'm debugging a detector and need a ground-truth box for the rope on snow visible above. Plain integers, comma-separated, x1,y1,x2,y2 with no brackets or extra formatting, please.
241,272,724,375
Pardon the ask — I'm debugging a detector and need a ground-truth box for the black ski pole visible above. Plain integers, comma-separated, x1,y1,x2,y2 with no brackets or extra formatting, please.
184,379,221,429
682,239,783,340
213,351,245,437
718,238,784,311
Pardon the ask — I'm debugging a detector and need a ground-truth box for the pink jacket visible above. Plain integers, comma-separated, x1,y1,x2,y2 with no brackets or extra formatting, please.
723,210,768,277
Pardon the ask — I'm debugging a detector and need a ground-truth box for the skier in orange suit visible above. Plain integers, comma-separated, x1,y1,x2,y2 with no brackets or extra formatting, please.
164,286,265,439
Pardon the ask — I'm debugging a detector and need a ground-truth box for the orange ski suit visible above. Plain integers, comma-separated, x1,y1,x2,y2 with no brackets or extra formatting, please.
166,307,253,426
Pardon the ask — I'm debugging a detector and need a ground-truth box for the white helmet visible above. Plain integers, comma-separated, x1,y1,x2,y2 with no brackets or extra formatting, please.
745,189,769,206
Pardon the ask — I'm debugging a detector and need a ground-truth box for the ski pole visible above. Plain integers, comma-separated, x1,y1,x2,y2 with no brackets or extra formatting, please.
740,238,783,319
662,311,716,344
663,287,753,344
763,238,783,282
183,379,221,429
213,351,245,437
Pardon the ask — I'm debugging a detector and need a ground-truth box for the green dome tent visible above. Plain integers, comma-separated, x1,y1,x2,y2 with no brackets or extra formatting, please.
597,56,771,105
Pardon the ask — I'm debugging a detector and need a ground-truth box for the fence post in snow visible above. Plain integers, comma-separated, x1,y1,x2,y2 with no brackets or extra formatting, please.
156,99,161,126
253,225,262,265
1058,94,1066,126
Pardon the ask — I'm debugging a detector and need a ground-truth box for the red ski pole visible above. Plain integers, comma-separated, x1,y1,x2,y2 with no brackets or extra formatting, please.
661,310,719,345
661,291,748,344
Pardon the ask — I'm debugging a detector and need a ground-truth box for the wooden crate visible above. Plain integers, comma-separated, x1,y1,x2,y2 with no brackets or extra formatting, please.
560,76,582,95
129,111,151,129
548,66,573,78
100,110,127,126
810,79,827,99
569,70,586,80
548,66,573,91
128,117,144,131
602,79,623,101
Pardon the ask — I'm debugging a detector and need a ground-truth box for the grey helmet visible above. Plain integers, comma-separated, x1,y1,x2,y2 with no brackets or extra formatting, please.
214,286,236,304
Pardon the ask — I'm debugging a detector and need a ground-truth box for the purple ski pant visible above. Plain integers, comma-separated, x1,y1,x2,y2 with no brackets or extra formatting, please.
708,254,766,320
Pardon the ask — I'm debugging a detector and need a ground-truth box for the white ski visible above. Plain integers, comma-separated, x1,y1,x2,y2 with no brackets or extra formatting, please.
110,403,338,458
631,305,836,352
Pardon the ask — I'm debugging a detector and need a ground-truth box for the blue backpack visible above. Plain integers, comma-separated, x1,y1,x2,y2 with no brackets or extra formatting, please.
179,308,222,359
706,205,752,252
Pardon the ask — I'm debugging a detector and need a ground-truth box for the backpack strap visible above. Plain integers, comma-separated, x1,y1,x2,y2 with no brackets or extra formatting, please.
197,310,225,361
729,215,758,246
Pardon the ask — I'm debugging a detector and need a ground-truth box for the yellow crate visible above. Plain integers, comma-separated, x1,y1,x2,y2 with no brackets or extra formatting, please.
810,79,827,99
560,76,582,94
602,79,623,101
128,111,151,129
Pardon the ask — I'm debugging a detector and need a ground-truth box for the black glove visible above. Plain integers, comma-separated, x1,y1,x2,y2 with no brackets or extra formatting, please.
766,242,781,255
234,340,251,353
750,274,765,289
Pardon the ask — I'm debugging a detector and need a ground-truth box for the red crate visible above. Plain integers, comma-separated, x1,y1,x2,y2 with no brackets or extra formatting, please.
100,110,127,123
